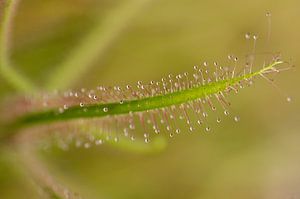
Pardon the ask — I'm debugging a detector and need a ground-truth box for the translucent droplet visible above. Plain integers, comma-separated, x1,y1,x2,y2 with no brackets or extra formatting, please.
266,12,271,17
88,135,95,142
253,35,258,40
224,110,229,115
197,120,202,125
217,118,221,123
205,127,210,132
203,62,208,67
155,129,160,134
234,116,240,122
189,126,194,132
84,143,91,148
95,139,103,145
286,97,291,102
103,107,108,112
129,124,135,130
166,126,171,131
130,136,135,141
245,33,251,40
175,129,180,134
169,133,174,138
79,102,84,107
106,135,111,141
114,137,119,142
144,138,150,143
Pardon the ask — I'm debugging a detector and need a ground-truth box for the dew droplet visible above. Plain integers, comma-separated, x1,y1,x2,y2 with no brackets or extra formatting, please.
166,126,171,131
63,104,68,110
79,102,84,107
203,62,208,67
144,138,150,143
189,126,194,132
245,32,251,40
169,133,174,138
175,129,180,134
197,120,202,125
224,110,229,115
88,135,95,142
123,128,129,136
234,116,240,122
205,127,210,132
286,97,292,102
95,139,103,145
119,100,124,104
84,143,91,148
129,124,135,130
114,137,119,142
103,107,108,112
266,12,271,17
217,118,221,123
253,34,258,40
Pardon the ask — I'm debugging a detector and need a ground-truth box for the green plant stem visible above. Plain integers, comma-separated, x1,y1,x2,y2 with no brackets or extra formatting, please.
46,0,152,90
0,0,37,92
9,61,282,131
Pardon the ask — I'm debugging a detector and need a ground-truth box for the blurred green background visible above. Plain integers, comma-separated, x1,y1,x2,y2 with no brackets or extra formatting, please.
0,0,299,198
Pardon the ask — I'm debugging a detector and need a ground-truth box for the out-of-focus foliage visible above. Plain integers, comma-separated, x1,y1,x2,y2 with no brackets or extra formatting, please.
0,0,299,198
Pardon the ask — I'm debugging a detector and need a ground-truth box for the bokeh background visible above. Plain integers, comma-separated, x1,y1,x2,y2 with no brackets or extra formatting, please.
0,0,299,198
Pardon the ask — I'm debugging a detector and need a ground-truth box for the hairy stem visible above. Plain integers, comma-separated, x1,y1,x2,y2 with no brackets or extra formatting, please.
10,61,282,131
0,0,37,92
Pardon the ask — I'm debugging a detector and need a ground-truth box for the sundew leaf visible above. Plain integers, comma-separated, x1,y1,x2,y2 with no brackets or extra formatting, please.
2,58,289,145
